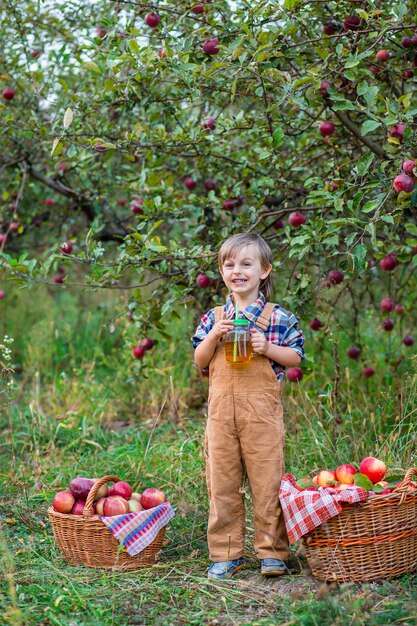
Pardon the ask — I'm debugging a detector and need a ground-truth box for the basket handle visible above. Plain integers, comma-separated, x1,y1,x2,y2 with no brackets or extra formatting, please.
392,467,417,493
84,475,121,517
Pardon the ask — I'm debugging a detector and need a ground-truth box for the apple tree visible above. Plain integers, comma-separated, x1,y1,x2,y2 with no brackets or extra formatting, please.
1,0,417,373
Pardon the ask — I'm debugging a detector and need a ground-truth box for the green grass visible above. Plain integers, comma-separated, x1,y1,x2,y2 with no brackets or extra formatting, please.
1,286,417,625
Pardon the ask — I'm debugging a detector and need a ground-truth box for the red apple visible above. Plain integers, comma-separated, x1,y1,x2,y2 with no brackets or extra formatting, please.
2,87,15,100
70,477,95,501
393,174,414,193
286,367,303,382
202,39,219,55
390,124,406,143
201,116,216,131
53,491,75,513
316,470,337,487
402,159,416,175
381,318,394,331
273,218,285,229
95,497,107,515
109,481,132,500
71,501,86,515
359,456,387,483
343,15,361,31
130,198,144,214
128,499,144,512
197,273,212,288
347,346,361,359
184,176,197,190
376,49,391,62
140,487,166,509
402,37,414,47
132,345,146,359
145,13,160,28
192,3,205,14
319,80,329,96
403,334,414,346
310,318,324,331
54,274,65,284
140,337,154,350
380,297,394,312
60,241,73,255
30,48,42,59
379,254,398,271
335,464,357,484
0,290,5,299
45,197,54,206
103,496,130,516
318,121,335,136
394,304,405,314
362,366,375,377
131,492,142,502
328,269,344,285
322,22,336,35
288,212,306,228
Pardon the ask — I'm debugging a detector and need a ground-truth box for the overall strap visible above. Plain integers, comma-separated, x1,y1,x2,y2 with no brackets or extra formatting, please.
213,306,225,323
256,302,276,332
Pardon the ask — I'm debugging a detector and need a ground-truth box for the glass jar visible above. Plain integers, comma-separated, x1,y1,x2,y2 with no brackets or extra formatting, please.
225,319,253,363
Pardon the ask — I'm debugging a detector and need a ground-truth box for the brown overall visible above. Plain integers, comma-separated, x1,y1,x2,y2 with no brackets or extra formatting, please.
205,303,289,562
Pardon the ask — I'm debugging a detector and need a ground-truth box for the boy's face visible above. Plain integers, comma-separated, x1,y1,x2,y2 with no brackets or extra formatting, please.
220,244,272,299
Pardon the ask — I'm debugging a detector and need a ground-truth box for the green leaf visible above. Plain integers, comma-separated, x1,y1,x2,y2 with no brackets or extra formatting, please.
361,200,379,214
363,86,379,107
353,243,367,272
331,100,356,111
272,127,284,147
284,0,302,8
353,473,373,490
356,153,375,177
361,120,381,136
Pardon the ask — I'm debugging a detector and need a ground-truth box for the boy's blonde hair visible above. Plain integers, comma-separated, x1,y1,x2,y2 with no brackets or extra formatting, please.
218,233,274,300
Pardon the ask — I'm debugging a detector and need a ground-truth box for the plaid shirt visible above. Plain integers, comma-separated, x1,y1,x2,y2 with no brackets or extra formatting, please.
192,292,305,380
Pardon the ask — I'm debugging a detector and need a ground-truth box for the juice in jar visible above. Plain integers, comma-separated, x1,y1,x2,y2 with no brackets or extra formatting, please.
225,320,252,363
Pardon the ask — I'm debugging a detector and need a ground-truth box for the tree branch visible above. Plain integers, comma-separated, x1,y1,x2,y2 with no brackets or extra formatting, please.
332,110,388,159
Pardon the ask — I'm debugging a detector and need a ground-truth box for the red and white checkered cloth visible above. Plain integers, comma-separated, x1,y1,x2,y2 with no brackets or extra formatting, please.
99,502,175,556
279,474,370,543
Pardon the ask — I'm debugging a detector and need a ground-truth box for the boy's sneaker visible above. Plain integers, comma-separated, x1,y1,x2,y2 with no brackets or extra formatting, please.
260,558,287,576
207,557,246,580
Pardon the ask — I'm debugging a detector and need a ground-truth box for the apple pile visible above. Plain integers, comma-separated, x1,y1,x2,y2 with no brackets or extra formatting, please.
52,476,166,516
294,457,416,495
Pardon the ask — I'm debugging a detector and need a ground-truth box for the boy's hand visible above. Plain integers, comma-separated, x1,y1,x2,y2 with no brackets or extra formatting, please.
210,312,234,339
250,327,269,355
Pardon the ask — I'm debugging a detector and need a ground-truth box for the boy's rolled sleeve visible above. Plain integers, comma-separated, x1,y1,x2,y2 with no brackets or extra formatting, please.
191,309,215,349
281,314,306,360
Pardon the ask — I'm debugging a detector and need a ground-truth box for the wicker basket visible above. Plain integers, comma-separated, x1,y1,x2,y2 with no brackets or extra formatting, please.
301,467,417,582
48,474,166,570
